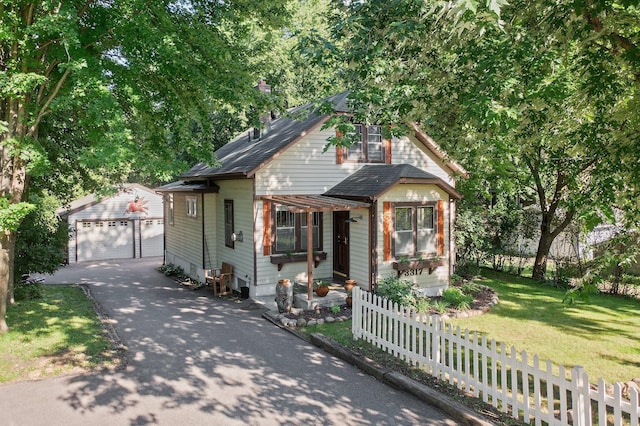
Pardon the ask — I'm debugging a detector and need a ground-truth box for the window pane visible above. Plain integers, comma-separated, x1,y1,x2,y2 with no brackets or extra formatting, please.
346,124,363,161
417,206,435,253
276,206,295,251
395,207,412,231
396,230,414,255
367,125,383,162
395,207,414,255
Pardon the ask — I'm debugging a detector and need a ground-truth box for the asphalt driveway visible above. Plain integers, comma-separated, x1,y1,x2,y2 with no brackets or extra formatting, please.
0,258,457,425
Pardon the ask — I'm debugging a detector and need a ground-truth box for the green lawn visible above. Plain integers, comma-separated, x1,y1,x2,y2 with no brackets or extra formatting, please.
450,269,640,384
0,285,119,384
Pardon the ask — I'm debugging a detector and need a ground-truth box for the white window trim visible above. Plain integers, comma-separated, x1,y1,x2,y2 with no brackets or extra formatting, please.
186,196,197,218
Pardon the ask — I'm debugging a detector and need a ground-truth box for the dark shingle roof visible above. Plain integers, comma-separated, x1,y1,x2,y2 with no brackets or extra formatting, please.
180,92,350,179
324,164,462,200
155,180,219,193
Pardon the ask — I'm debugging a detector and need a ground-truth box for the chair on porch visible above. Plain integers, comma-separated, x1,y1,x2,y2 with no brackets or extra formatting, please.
206,262,233,297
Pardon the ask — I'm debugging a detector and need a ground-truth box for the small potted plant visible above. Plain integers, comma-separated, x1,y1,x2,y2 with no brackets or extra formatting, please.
314,280,330,297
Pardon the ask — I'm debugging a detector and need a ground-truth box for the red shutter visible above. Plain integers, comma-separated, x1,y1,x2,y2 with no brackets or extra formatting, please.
263,200,271,256
437,200,445,256
383,202,392,261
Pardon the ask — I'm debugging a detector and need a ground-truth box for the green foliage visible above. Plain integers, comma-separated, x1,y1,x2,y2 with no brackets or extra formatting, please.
375,275,417,307
431,300,450,314
158,263,185,278
442,287,473,311
414,297,432,314
327,0,640,282
14,193,68,280
13,281,43,301
0,198,35,232
460,280,483,295
331,304,341,314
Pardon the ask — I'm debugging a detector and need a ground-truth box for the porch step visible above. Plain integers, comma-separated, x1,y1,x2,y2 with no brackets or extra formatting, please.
293,288,347,310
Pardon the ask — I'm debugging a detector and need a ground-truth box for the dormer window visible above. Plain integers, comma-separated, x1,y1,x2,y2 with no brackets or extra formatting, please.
343,124,386,163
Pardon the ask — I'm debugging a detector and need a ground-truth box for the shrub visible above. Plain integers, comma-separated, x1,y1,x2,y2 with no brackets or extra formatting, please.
431,299,450,313
461,280,482,295
442,287,473,310
376,275,417,307
14,281,43,301
158,263,185,277
414,297,432,314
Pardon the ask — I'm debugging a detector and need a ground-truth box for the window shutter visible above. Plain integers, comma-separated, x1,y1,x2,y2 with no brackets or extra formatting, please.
384,139,392,164
383,202,392,261
437,200,445,256
263,200,271,256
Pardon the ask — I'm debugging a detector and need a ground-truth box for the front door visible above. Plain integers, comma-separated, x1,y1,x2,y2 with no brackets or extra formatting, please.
333,211,349,281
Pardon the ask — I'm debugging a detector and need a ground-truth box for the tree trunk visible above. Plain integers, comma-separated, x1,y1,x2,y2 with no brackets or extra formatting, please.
0,232,11,333
532,222,554,281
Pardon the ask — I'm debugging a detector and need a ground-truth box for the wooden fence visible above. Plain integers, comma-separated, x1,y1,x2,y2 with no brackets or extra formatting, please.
351,287,640,426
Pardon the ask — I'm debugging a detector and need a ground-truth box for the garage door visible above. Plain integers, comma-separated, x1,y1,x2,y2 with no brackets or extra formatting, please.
76,220,134,262
141,219,164,257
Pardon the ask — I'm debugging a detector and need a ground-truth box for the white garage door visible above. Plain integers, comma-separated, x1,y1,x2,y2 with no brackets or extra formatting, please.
141,219,164,257
76,220,134,261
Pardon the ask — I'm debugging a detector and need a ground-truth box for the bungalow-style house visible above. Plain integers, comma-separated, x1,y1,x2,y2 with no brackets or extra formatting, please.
156,91,467,299
60,183,164,263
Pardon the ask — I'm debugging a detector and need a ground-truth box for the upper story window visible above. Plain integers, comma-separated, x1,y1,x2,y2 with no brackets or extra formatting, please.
186,196,197,218
273,205,322,253
344,124,385,163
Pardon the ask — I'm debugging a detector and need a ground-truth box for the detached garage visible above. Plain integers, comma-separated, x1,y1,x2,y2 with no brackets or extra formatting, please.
60,184,164,263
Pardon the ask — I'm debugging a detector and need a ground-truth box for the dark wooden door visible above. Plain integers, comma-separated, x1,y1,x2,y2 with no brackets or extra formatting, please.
333,211,349,280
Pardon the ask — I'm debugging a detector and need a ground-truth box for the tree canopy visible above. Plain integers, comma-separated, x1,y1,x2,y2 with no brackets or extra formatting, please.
327,0,640,280
0,0,290,332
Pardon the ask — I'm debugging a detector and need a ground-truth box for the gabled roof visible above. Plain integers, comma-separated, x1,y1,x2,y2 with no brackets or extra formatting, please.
58,183,157,218
180,92,350,180
323,164,462,201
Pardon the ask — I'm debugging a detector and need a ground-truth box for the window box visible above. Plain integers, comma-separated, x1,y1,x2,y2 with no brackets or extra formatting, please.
270,251,327,271
392,257,445,277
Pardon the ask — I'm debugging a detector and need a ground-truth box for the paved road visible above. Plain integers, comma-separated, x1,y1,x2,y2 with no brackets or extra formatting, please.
1,258,457,425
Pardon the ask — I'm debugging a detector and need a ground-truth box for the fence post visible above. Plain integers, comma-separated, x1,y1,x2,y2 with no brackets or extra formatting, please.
571,366,588,426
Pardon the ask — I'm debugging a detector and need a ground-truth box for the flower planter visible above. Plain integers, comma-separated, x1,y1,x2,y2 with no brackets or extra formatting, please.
314,285,330,297
270,252,327,271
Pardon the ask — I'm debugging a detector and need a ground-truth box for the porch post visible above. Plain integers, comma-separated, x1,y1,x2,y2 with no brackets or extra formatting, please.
307,210,314,301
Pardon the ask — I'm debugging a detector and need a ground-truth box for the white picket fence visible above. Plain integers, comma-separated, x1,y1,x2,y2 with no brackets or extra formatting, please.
351,287,640,426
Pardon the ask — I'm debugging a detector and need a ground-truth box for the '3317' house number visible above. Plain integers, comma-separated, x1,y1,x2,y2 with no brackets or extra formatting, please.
401,268,424,276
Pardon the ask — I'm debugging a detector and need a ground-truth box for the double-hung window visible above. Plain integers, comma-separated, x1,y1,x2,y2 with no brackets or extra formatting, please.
344,124,385,163
274,205,322,253
393,203,437,257
186,196,197,218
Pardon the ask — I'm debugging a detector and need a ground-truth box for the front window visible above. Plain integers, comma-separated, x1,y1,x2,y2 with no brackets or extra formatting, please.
345,124,385,163
393,203,437,257
274,205,322,253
